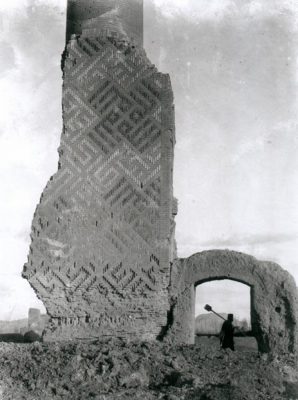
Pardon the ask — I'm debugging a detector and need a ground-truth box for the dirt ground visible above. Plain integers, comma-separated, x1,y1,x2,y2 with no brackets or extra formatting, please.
0,338,297,400
195,335,259,352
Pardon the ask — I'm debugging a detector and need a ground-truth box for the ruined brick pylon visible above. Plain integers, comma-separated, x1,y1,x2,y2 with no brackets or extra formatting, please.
23,0,177,341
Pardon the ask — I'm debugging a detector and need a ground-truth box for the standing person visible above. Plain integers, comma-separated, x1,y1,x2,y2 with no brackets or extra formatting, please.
219,314,235,351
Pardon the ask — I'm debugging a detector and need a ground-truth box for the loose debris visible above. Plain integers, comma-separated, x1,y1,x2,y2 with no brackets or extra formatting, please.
0,338,297,399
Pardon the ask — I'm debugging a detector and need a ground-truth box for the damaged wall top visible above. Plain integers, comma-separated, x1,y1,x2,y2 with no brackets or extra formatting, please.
66,0,143,45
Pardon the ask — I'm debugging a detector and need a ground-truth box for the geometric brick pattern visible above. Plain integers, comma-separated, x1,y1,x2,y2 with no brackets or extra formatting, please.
23,31,176,341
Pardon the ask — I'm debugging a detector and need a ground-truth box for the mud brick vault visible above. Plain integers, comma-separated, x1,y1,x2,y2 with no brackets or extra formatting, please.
23,0,177,341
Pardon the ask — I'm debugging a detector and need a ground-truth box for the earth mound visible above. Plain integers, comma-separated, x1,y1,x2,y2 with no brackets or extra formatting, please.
0,339,297,399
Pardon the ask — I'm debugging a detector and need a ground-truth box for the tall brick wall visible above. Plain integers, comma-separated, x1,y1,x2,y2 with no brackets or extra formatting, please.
23,2,176,341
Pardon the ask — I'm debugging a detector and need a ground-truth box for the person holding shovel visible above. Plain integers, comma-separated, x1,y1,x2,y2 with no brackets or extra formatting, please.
219,313,235,351
204,305,235,351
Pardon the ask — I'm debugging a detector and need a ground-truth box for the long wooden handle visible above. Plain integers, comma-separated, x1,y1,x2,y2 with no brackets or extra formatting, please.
211,310,226,321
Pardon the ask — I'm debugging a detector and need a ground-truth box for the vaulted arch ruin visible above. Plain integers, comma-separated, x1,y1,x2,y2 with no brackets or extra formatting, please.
166,250,298,354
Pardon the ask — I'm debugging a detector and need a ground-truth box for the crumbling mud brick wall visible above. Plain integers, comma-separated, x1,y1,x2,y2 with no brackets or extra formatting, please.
23,0,176,341
166,250,298,354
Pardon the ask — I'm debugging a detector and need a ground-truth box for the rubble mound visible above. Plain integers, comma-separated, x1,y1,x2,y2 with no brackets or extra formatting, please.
0,339,297,399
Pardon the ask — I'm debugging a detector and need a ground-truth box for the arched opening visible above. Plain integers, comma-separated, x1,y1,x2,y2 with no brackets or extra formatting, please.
167,250,298,354
195,279,251,332
194,278,258,351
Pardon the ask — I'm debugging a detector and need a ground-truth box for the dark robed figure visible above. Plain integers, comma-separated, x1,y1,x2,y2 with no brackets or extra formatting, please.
220,313,235,351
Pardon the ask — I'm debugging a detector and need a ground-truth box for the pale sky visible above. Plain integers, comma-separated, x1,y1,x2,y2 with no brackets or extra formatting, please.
0,0,297,320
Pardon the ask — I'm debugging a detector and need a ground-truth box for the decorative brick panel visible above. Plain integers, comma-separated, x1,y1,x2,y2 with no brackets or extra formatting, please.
23,28,176,341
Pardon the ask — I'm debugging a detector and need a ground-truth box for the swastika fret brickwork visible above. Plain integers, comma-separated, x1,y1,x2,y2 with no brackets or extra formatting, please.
23,30,176,341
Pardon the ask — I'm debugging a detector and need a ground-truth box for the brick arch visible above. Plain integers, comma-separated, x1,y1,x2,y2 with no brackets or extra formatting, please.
166,250,298,354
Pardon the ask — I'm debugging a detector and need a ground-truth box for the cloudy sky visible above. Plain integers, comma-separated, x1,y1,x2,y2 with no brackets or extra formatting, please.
0,0,297,321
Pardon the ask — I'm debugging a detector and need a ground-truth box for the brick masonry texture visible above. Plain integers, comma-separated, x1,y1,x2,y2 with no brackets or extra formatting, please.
23,19,176,340
167,250,298,354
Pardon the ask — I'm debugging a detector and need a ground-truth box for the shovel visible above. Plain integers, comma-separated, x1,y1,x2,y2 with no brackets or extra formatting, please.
204,305,247,336
204,304,226,321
